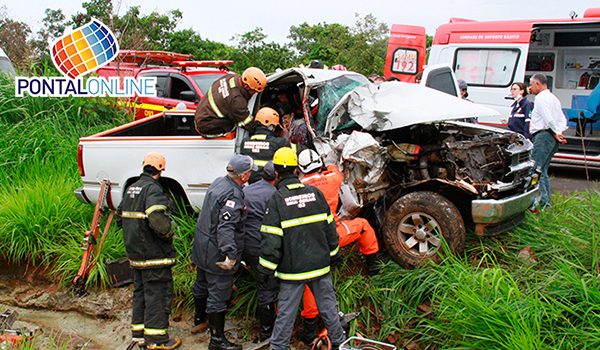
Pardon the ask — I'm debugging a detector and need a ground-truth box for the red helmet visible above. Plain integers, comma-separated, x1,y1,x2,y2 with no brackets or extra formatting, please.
331,64,347,71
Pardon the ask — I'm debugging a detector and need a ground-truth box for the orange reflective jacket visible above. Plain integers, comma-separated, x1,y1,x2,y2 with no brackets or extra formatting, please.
300,164,343,222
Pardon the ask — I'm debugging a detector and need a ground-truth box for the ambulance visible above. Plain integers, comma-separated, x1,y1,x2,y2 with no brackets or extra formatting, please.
385,8,600,168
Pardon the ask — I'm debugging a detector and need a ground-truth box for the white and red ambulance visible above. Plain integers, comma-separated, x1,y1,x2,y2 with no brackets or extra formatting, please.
385,8,600,168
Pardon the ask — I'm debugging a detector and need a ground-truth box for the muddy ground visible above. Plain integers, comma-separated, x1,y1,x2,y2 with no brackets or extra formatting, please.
0,262,249,350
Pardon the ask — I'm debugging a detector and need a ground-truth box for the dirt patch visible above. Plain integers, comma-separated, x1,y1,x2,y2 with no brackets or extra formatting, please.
0,258,393,350
0,260,273,350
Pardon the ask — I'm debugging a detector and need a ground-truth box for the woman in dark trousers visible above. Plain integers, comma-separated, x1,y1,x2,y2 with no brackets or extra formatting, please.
508,82,533,139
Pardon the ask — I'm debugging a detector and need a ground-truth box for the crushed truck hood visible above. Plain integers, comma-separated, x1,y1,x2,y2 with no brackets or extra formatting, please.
328,82,500,132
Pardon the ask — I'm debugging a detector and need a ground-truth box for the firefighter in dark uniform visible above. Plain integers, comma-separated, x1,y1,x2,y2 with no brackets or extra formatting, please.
116,152,182,350
256,147,346,350
241,107,291,184
191,154,257,350
194,67,267,138
242,161,279,341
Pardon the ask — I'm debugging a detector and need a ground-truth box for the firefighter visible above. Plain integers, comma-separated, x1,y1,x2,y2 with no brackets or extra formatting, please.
190,154,257,350
242,161,279,341
194,67,267,138
241,107,291,184
295,149,382,344
256,147,346,350
116,152,182,350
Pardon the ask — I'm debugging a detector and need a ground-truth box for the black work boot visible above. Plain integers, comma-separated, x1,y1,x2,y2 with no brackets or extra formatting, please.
208,312,242,350
258,303,275,342
365,254,380,276
194,297,208,326
295,317,316,345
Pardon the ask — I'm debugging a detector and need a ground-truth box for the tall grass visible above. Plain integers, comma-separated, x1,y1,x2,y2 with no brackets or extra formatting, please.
0,171,91,263
0,69,129,278
369,190,600,349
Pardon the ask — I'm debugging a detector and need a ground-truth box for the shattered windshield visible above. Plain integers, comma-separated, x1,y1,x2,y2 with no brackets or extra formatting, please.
314,74,369,134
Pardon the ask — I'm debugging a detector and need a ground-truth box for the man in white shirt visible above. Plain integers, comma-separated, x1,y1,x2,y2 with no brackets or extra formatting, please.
529,73,568,210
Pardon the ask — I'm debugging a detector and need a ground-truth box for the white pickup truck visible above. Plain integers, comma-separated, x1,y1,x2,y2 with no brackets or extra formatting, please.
75,67,539,268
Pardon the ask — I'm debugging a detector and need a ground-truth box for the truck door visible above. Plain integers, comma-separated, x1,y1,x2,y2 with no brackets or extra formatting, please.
384,24,427,82
163,73,198,111
133,72,169,120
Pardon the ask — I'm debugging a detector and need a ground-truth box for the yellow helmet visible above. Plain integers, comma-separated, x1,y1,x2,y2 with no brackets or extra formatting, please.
273,147,297,167
142,152,166,171
242,67,267,92
255,107,280,127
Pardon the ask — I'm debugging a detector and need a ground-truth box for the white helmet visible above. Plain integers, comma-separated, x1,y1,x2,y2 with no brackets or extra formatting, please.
298,149,323,174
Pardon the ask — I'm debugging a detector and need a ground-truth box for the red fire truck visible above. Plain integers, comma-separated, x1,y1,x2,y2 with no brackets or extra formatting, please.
94,50,233,120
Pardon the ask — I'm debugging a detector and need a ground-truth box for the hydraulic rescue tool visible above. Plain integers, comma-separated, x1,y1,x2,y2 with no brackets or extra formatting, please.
72,179,115,296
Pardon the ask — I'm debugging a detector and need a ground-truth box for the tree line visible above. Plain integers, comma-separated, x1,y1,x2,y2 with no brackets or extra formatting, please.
0,0,398,77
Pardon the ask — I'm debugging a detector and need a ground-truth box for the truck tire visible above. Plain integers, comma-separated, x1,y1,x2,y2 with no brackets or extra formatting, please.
382,191,465,269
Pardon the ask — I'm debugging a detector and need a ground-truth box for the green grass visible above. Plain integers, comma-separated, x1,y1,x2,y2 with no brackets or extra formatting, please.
1,69,600,349
366,190,600,349
0,70,129,284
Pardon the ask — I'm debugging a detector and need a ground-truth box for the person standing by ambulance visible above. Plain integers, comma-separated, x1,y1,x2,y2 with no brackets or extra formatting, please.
117,152,181,350
241,107,291,183
507,82,533,139
256,147,345,350
528,73,567,211
190,155,257,350
194,67,267,138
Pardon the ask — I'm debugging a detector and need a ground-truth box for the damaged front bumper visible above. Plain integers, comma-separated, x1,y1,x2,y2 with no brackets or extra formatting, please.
471,185,539,236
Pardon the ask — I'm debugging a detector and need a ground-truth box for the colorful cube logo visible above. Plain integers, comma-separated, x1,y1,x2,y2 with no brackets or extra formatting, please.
51,19,119,79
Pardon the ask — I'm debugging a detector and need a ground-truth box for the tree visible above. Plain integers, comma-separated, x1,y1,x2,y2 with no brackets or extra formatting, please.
287,14,388,76
231,27,296,73
167,29,236,62
426,34,433,62
345,13,389,76
31,8,66,56
73,0,183,51
0,6,31,70
288,22,352,66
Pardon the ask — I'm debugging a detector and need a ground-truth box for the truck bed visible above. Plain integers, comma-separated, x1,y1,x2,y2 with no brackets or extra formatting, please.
107,112,200,137
77,111,239,210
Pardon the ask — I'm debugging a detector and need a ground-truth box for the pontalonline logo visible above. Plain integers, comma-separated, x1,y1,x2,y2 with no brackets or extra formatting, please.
15,19,156,98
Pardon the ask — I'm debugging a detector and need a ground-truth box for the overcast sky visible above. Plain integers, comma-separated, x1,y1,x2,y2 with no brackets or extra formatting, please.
4,1,599,45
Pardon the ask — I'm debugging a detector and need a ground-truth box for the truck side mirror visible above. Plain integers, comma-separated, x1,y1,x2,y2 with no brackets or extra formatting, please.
180,90,198,103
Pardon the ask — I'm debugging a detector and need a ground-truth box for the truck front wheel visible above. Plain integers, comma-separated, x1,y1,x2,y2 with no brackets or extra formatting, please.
383,191,465,269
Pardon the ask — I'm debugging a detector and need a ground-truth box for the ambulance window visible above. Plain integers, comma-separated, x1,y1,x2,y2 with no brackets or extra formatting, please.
390,47,419,75
525,53,555,72
555,32,600,47
454,49,520,87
